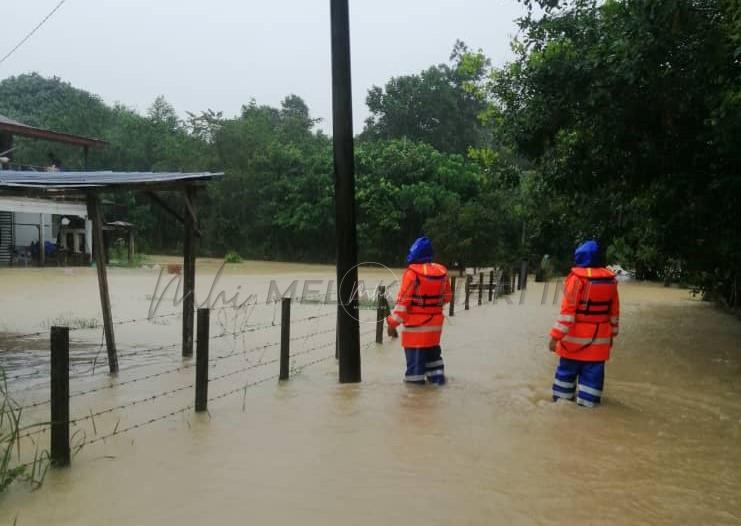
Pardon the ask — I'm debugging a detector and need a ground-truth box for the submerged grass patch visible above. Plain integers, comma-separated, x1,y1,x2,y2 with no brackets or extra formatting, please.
42,314,99,330
0,369,50,492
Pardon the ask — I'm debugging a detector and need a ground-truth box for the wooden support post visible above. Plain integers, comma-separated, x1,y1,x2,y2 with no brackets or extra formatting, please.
50,326,70,467
182,188,197,358
83,146,89,170
195,308,210,412
478,273,484,306
84,219,93,265
103,229,111,265
489,270,495,302
465,275,471,310
280,298,291,380
86,193,118,374
148,192,185,225
38,214,46,266
449,276,457,317
375,285,386,344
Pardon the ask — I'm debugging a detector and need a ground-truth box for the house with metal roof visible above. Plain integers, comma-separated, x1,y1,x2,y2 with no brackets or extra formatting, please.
0,165,223,374
0,113,108,266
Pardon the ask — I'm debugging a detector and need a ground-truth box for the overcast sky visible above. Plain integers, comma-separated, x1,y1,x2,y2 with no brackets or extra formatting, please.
1,0,527,133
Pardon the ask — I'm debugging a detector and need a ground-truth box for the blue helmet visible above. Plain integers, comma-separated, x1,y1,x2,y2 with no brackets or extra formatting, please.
406,236,434,264
574,240,600,268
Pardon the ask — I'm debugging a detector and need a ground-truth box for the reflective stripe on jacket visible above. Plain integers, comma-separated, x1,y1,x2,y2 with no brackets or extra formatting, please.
387,263,452,348
550,267,620,362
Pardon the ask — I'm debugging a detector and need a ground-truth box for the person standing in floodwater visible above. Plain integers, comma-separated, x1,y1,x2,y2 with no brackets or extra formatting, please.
549,240,620,407
387,236,452,385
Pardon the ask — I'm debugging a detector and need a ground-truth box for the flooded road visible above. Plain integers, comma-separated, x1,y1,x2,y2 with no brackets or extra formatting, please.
1,261,740,525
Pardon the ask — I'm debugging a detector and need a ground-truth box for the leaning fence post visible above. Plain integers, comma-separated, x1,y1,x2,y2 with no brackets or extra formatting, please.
465,275,471,310
50,326,70,467
449,276,457,317
375,285,386,344
280,297,291,380
489,270,494,302
478,273,484,305
195,308,210,412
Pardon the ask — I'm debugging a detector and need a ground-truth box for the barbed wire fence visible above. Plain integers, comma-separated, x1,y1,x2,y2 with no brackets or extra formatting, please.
0,296,381,477
1,303,335,384
1,268,511,482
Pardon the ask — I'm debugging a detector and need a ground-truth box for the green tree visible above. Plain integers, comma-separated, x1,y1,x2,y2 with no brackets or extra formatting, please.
489,0,741,295
362,41,490,155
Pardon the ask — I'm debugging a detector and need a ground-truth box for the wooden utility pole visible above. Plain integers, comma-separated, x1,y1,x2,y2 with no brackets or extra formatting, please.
330,0,361,383
86,193,118,374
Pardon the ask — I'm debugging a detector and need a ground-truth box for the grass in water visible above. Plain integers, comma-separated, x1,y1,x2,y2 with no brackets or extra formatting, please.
0,369,51,492
224,250,243,264
300,294,385,310
42,314,99,330
108,239,152,268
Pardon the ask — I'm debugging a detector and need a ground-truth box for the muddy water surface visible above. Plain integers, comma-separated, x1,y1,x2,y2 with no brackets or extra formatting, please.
1,262,740,525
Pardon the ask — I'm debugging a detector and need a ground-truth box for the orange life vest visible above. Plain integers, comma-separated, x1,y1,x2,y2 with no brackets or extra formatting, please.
550,267,620,362
387,263,452,348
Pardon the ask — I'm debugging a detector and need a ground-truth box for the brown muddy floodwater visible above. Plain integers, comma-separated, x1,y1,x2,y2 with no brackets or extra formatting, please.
1,260,740,525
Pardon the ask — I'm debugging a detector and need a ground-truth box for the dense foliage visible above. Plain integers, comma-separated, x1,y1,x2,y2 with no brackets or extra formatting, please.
487,0,741,305
0,71,512,267
1,0,739,309
361,41,490,155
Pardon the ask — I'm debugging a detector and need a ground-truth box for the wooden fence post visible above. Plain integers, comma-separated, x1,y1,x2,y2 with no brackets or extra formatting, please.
50,326,70,467
449,276,457,317
489,270,494,302
520,259,529,291
280,298,291,380
478,273,484,305
511,267,517,293
465,275,471,310
375,285,386,344
195,308,209,412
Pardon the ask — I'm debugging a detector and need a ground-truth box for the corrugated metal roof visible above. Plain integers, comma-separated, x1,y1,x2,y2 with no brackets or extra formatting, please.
0,170,223,191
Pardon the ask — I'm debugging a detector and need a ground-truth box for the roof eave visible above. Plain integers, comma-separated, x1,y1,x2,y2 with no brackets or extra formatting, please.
0,122,108,148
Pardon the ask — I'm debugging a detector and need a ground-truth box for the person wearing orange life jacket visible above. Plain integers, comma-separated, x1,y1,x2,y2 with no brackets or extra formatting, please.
549,240,620,407
387,236,452,385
